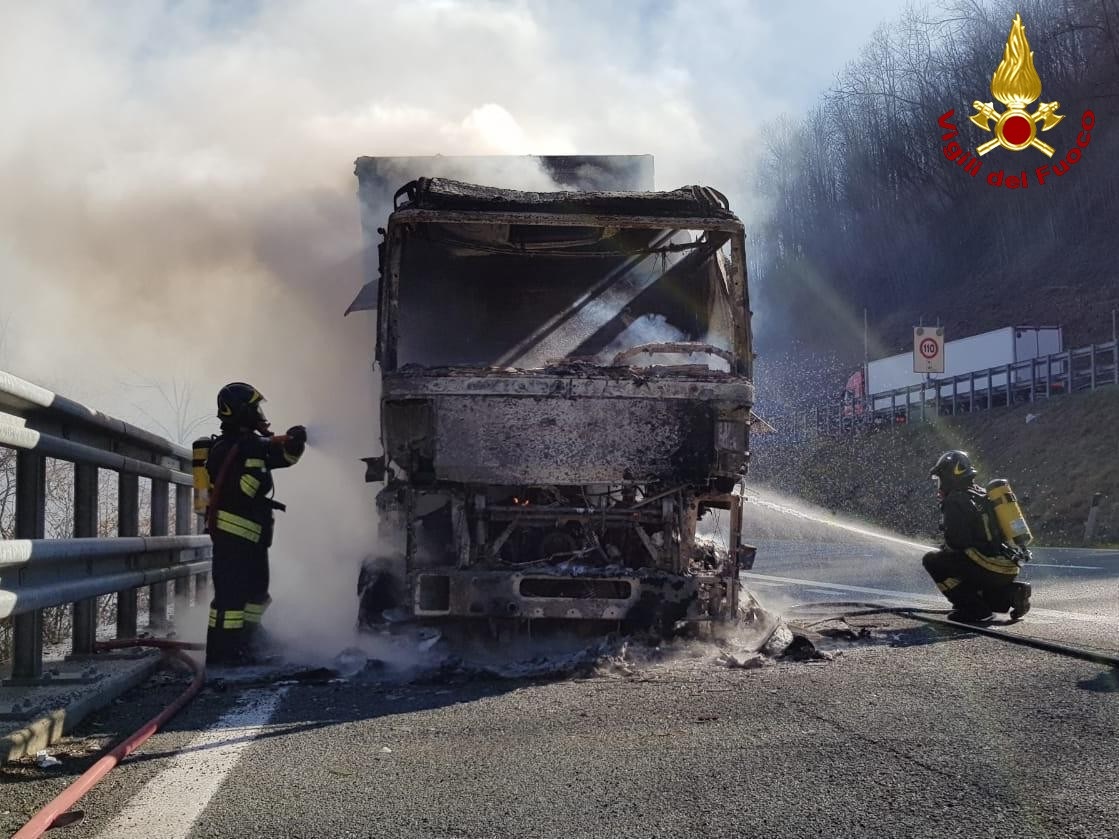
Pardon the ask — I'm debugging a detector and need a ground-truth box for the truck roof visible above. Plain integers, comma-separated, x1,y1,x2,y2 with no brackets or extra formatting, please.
354,155,655,193
394,177,738,222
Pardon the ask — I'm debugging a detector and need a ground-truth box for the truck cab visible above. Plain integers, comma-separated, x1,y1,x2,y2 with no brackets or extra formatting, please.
358,176,757,633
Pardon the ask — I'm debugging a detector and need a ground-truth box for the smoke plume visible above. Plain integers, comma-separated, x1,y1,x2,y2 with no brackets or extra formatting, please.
0,1,902,659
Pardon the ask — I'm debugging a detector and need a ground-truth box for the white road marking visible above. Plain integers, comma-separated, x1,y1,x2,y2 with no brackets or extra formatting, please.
1027,563,1102,570
742,572,1117,623
96,688,289,839
1034,547,1119,557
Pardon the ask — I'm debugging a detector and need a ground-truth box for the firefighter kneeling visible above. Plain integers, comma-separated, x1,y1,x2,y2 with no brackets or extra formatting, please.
195,383,306,666
922,450,1032,623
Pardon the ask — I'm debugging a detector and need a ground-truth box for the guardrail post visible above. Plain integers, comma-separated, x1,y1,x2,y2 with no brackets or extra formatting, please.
174,482,194,607
12,452,46,680
149,478,170,629
1113,341,1118,386
116,473,139,639
72,463,99,656
1084,492,1104,543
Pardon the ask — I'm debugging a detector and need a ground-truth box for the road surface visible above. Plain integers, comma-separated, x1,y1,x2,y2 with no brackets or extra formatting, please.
3,534,1118,839
746,539,1119,654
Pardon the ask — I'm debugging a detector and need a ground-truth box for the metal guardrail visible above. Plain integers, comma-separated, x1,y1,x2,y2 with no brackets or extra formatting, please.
766,339,1119,444
0,369,212,680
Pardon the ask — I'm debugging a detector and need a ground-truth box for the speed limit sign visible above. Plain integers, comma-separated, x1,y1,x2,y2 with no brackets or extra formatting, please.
914,327,945,373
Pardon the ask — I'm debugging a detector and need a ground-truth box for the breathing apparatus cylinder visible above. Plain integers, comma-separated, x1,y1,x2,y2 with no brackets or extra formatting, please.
986,478,1033,547
191,437,214,515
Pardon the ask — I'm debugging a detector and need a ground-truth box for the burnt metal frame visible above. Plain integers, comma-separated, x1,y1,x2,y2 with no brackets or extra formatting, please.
396,483,745,619
373,200,754,625
378,208,752,378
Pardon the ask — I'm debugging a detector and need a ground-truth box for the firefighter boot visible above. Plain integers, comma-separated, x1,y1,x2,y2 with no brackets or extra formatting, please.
1010,581,1032,621
205,623,245,666
241,623,281,664
945,585,995,623
205,623,227,667
206,607,246,667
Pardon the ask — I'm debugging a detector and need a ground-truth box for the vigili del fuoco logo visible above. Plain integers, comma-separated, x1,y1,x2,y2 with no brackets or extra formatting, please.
938,13,1094,189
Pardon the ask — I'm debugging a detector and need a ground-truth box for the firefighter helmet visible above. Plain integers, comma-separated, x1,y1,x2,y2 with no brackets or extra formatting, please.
930,450,977,483
216,382,266,427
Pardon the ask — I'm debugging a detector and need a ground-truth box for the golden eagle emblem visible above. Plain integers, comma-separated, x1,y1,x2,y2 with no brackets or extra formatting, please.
970,14,1064,156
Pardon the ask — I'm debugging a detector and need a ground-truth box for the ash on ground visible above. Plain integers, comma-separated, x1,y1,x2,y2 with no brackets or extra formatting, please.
359,593,871,683
209,593,877,688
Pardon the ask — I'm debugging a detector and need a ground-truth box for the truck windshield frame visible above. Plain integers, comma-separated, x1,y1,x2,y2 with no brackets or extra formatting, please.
378,209,751,376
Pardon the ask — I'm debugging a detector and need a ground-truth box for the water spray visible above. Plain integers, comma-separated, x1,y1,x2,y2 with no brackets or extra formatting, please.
740,486,935,554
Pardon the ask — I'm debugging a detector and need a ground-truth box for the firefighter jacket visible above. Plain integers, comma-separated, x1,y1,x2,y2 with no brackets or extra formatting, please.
206,431,304,546
940,486,1018,575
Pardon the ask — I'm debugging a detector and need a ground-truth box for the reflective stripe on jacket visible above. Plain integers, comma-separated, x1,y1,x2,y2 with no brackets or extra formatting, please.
206,431,304,543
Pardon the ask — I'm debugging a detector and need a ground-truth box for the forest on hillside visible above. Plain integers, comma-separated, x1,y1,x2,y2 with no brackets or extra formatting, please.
751,0,1119,410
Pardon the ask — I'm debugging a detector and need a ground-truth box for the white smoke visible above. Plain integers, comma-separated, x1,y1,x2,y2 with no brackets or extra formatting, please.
0,0,904,660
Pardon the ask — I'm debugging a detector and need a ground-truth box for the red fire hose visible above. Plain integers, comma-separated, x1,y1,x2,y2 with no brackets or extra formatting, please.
13,638,206,839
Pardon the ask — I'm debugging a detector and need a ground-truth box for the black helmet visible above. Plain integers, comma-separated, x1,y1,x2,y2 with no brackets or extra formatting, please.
930,450,977,483
216,382,267,428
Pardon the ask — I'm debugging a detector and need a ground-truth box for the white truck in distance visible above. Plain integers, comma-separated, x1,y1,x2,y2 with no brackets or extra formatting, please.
843,325,1064,417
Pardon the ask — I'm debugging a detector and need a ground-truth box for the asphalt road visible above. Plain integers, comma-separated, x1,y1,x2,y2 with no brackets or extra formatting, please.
745,539,1119,655
3,533,1118,838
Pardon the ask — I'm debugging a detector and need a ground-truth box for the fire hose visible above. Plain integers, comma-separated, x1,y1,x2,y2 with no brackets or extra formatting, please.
13,638,206,839
786,601,1119,669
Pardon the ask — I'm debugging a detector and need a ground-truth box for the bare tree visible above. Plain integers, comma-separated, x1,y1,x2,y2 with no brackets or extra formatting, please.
752,0,1119,408
0,449,15,540
120,376,211,445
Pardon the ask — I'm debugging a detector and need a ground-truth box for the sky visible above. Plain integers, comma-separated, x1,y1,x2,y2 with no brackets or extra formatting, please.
0,0,911,656
1,0,908,398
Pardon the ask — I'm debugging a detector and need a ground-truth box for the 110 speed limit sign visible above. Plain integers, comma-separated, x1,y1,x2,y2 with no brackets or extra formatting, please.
913,327,945,374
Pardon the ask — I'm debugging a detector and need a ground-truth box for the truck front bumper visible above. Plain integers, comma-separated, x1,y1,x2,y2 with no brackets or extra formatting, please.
411,568,736,623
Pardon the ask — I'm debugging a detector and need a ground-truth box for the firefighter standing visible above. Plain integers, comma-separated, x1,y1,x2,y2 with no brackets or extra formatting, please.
922,450,1031,622
202,382,306,666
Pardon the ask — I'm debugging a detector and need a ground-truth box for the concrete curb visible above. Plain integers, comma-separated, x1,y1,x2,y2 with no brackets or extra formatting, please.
1,653,164,765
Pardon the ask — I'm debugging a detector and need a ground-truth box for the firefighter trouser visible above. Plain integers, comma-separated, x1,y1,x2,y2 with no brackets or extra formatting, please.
922,549,1020,616
207,530,271,664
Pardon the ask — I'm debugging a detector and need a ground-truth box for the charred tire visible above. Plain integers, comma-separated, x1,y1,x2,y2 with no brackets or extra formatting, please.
623,591,689,638
711,476,739,494
357,557,401,629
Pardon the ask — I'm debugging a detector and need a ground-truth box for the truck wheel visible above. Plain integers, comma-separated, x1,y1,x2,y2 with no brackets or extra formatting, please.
357,556,401,630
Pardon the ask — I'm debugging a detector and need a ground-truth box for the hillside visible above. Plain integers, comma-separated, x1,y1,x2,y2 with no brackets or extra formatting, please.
749,387,1119,547
749,0,1119,392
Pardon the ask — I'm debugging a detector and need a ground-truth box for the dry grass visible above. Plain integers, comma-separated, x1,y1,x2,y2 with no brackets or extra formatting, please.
752,387,1119,546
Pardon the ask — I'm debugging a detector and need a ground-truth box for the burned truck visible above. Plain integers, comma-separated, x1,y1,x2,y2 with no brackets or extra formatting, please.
355,173,756,635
